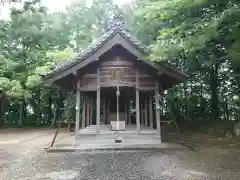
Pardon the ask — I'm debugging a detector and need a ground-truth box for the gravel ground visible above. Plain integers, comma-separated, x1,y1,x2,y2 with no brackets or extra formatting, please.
0,129,239,180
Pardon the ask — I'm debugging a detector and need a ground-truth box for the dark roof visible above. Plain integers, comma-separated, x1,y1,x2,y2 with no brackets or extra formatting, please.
44,22,188,82
45,25,149,78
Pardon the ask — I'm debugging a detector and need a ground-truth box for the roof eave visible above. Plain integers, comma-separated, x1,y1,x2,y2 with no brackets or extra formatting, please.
44,29,118,80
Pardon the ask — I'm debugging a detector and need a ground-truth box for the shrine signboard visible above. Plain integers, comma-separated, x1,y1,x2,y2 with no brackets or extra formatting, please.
112,68,124,82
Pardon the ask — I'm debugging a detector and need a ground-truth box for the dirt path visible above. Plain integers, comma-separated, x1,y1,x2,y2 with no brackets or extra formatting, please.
0,129,239,180
0,128,70,170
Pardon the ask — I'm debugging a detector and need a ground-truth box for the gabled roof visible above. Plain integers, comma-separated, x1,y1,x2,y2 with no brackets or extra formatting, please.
45,25,147,77
43,22,188,83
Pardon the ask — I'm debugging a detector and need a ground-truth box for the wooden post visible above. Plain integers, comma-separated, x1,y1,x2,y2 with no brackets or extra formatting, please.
103,97,106,124
90,99,93,125
75,80,81,141
136,69,140,134
149,95,153,128
125,103,128,125
128,100,131,125
86,97,90,127
107,99,110,124
141,103,144,126
116,85,120,130
144,97,148,127
155,80,161,140
81,97,86,128
96,68,100,134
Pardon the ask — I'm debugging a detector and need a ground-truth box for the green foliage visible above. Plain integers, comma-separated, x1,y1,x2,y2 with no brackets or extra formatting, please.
0,0,123,127
46,48,75,65
1,0,240,132
132,0,240,132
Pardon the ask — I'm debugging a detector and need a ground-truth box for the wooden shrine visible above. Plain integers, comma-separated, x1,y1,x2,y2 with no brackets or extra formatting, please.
42,20,188,141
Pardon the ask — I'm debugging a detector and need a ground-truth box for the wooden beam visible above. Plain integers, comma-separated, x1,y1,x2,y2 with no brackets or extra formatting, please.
96,68,100,134
81,74,97,78
81,97,86,129
75,80,80,140
100,82,135,87
149,95,153,128
100,58,133,66
144,97,148,127
136,69,140,134
138,87,155,91
79,87,97,91
155,80,161,140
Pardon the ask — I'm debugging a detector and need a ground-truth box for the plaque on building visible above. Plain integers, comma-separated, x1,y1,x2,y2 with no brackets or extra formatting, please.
112,68,124,82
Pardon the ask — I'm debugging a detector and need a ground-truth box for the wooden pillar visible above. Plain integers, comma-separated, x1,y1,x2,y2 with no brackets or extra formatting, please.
116,86,120,130
128,100,131,125
149,95,153,128
125,103,128,125
90,99,93,125
107,99,110,124
103,97,106,124
81,97,86,129
136,70,140,134
155,81,161,140
96,68,100,134
140,103,144,126
86,97,90,127
75,80,81,135
139,104,141,124
144,97,148,127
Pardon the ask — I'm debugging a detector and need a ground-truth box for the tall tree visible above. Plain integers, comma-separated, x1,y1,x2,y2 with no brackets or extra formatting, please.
131,0,240,131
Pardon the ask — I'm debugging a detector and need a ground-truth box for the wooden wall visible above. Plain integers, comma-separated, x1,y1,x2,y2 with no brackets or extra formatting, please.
138,71,155,90
79,56,155,91
100,56,136,87
79,73,97,90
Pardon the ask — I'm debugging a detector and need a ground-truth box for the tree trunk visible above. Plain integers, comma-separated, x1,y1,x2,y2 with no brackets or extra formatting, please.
0,96,8,128
210,63,219,121
0,99,5,127
224,102,229,121
19,101,23,127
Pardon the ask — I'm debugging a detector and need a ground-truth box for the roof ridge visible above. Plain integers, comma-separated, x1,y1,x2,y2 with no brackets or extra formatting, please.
118,27,149,53
47,25,150,77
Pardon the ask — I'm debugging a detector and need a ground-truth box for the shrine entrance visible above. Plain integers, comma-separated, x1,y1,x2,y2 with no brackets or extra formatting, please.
100,87,135,130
